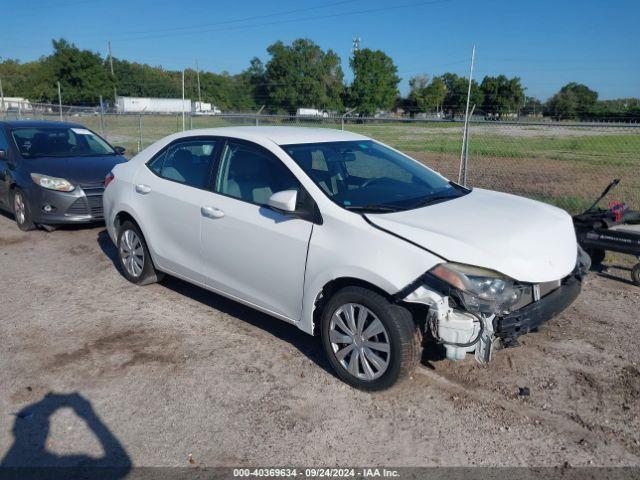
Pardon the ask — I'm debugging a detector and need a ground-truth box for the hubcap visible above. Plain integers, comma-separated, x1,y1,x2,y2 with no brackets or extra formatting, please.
329,303,391,381
119,229,145,277
14,193,26,225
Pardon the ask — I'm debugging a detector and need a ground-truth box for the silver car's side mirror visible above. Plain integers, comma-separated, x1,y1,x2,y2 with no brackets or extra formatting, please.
268,189,298,213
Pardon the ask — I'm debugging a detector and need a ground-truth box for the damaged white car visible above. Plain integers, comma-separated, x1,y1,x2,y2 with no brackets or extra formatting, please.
103,127,589,390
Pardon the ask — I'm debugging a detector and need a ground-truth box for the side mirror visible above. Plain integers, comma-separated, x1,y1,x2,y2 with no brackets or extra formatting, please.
0,149,6,160
114,146,126,155
268,189,298,213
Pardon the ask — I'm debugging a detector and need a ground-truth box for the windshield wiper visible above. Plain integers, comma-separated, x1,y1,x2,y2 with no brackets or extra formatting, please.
410,194,460,209
344,204,399,213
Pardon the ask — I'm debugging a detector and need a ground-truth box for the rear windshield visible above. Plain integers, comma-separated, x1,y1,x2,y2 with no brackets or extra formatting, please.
12,127,115,158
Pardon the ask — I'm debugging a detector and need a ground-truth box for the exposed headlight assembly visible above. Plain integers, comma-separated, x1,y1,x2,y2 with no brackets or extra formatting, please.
31,173,75,192
429,262,532,315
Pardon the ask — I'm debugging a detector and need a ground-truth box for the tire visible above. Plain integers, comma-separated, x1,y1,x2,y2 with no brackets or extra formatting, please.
320,286,421,391
586,248,606,267
632,264,640,286
12,188,36,231
117,220,164,285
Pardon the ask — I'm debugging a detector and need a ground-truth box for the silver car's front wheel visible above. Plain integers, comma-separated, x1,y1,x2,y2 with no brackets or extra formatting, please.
329,303,391,381
119,229,144,278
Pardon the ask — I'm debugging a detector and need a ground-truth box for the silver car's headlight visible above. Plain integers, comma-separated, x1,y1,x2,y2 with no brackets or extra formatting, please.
31,173,75,192
429,262,531,314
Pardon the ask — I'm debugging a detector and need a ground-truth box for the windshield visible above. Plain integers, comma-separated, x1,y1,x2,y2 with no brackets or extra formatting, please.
282,140,468,212
12,127,115,158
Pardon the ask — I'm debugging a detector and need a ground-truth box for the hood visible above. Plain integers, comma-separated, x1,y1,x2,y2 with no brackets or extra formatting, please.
365,188,577,283
26,155,127,185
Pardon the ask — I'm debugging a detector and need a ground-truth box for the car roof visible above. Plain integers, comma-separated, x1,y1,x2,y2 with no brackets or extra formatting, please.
181,126,369,145
0,120,85,129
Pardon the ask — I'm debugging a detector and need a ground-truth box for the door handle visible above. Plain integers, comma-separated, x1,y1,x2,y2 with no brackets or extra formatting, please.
135,184,152,194
201,206,225,219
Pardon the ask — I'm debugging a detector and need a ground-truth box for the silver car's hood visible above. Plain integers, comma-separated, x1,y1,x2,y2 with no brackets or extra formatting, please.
365,188,578,283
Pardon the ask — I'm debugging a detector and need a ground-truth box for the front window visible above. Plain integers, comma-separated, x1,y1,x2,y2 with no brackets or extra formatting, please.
282,140,467,212
12,126,115,158
215,140,300,206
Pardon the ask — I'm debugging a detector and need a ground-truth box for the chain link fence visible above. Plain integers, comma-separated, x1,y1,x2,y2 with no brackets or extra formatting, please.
4,104,639,213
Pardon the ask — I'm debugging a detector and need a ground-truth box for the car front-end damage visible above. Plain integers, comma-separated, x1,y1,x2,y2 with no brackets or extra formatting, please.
399,247,591,363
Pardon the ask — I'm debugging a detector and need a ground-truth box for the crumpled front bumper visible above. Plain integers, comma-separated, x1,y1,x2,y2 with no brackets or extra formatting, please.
494,274,582,339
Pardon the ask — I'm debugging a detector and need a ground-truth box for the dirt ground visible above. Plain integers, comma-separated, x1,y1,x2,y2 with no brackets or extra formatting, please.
1,212,639,468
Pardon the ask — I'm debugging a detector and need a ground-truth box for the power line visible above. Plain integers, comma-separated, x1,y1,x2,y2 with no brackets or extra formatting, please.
104,0,453,42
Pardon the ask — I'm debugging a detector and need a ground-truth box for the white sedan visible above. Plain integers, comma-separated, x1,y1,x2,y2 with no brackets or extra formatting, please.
103,126,588,390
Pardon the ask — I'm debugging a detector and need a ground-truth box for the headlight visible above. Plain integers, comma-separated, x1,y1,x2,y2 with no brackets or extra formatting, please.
31,173,75,192
429,262,531,314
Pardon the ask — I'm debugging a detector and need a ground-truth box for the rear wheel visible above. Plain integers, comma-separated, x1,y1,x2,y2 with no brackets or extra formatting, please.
117,220,164,285
320,286,421,391
12,188,36,231
632,264,640,286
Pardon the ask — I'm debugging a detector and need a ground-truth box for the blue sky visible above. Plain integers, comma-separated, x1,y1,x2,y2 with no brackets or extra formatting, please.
1,0,638,100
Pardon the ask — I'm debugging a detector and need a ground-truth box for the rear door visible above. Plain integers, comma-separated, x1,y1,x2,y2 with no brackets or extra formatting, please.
133,137,220,283
200,139,313,322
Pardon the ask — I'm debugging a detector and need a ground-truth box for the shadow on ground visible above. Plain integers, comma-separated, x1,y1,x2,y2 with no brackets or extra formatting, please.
0,392,131,480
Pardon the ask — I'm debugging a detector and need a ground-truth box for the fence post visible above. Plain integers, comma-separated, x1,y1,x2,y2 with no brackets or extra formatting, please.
57,82,63,122
99,95,105,137
256,105,265,126
138,114,143,152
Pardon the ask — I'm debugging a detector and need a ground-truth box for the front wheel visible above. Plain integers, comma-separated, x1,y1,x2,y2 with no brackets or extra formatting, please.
117,220,164,285
12,188,36,231
320,286,421,391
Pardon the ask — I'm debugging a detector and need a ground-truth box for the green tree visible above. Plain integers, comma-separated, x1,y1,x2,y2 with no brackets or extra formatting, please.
349,48,400,116
480,75,525,116
264,39,344,114
48,39,113,105
439,72,483,115
544,82,598,120
408,74,446,113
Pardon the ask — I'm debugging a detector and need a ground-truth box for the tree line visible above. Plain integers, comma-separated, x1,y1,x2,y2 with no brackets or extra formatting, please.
1,38,638,121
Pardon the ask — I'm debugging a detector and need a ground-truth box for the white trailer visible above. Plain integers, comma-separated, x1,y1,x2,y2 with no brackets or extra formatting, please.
296,108,329,118
116,96,192,114
1,97,33,112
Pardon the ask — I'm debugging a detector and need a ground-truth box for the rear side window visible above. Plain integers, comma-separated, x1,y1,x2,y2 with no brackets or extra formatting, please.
215,140,300,206
148,139,218,189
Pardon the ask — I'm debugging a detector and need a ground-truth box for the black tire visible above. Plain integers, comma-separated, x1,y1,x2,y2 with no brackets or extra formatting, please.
11,188,36,231
117,220,164,285
320,286,421,391
586,248,606,267
632,264,640,286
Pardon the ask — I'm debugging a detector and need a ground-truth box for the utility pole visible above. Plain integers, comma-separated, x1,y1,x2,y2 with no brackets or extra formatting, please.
108,41,117,105
57,81,63,122
459,44,475,184
181,69,186,131
195,60,202,107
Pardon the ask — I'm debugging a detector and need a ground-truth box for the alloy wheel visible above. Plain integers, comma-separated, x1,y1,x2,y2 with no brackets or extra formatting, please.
329,303,391,381
119,229,145,277
13,192,26,225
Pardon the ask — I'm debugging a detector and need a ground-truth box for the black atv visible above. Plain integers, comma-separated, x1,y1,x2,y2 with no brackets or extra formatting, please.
573,179,640,286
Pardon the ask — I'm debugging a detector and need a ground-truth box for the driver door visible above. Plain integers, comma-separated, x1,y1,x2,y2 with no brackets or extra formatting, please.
200,139,313,322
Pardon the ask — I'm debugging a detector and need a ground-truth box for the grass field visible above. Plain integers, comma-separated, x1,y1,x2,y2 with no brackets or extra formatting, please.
67,113,640,213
